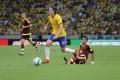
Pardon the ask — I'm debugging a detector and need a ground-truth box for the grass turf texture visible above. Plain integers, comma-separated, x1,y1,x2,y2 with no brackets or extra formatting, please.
0,46,120,80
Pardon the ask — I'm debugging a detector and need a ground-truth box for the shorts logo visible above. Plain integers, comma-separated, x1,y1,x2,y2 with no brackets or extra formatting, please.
62,41,65,45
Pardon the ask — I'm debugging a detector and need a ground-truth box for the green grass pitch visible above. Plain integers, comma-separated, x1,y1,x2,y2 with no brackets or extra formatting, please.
0,46,120,80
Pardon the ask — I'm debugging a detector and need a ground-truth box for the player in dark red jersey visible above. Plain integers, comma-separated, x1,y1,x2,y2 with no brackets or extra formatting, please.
18,13,38,55
64,36,94,64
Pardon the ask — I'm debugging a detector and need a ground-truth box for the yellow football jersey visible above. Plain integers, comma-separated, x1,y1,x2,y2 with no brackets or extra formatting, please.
48,14,66,36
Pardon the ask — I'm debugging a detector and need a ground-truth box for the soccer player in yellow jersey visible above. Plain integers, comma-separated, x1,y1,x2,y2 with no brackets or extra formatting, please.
43,6,75,64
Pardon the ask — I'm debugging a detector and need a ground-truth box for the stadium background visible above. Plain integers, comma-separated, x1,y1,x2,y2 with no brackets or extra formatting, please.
0,0,120,80
0,0,120,39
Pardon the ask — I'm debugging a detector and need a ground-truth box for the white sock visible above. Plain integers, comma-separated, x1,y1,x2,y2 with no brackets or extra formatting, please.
21,48,24,52
65,48,75,53
45,46,50,60
21,48,24,51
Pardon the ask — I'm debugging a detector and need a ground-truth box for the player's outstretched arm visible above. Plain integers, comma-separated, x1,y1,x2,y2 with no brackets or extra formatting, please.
90,52,94,64
89,46,94,64
42,21,50,34
44,21,49,30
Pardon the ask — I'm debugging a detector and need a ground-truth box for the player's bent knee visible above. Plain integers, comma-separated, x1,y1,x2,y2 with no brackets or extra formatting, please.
45,40,53,47
21,39,25,44
75,49,79,54
46,43,50,47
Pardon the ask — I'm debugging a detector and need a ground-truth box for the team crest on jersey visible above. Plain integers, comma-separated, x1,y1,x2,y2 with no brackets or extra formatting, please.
82,45,86,49
84,46,86,49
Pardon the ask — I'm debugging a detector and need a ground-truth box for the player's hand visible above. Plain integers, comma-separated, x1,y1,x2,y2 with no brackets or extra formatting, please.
51,35,59,42
53,35,59,39
90,61,94,64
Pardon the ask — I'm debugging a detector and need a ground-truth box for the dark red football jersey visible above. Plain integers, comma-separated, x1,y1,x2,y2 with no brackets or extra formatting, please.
79,44,94,59
21,18,31,34
22,18,30,26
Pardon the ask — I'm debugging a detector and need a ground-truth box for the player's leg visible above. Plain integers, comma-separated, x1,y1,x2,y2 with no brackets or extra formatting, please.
28,33,39,51
19,38,25,55
73,49,86,64
18,34,27,55
71,50,87,64
78,54,87,64
43,34,55,64
62,47,75,53
64,57,76,64
29,40,39,50
67,50,86,64
64,50,78,64
43,40,53,63
73,49,79,58
58,36,75,53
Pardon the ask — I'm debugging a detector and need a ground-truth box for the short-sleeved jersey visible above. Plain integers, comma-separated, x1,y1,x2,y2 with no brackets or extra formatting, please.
21,18,31,34
79,43,94,59
48,14,66,37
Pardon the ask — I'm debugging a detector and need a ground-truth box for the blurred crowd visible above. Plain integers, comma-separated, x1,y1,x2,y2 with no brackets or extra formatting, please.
0,0,120,38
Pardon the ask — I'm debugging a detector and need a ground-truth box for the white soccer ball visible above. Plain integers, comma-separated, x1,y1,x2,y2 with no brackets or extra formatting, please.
33,57,42,65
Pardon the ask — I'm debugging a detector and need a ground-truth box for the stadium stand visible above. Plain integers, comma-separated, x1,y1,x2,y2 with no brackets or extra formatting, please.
0,0,120,39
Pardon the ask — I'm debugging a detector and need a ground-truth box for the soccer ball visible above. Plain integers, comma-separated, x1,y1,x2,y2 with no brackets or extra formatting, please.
33,57,42,65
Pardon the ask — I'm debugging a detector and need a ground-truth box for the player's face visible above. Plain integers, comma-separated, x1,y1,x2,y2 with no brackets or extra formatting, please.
21,13,26,18
48,7,54,15
82,38,88,44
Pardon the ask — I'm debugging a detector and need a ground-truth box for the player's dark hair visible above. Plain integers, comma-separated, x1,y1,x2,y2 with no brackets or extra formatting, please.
83,36,88,41
51,6,57,14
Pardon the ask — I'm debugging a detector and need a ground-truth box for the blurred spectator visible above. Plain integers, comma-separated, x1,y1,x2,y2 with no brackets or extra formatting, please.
0,0,119,38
